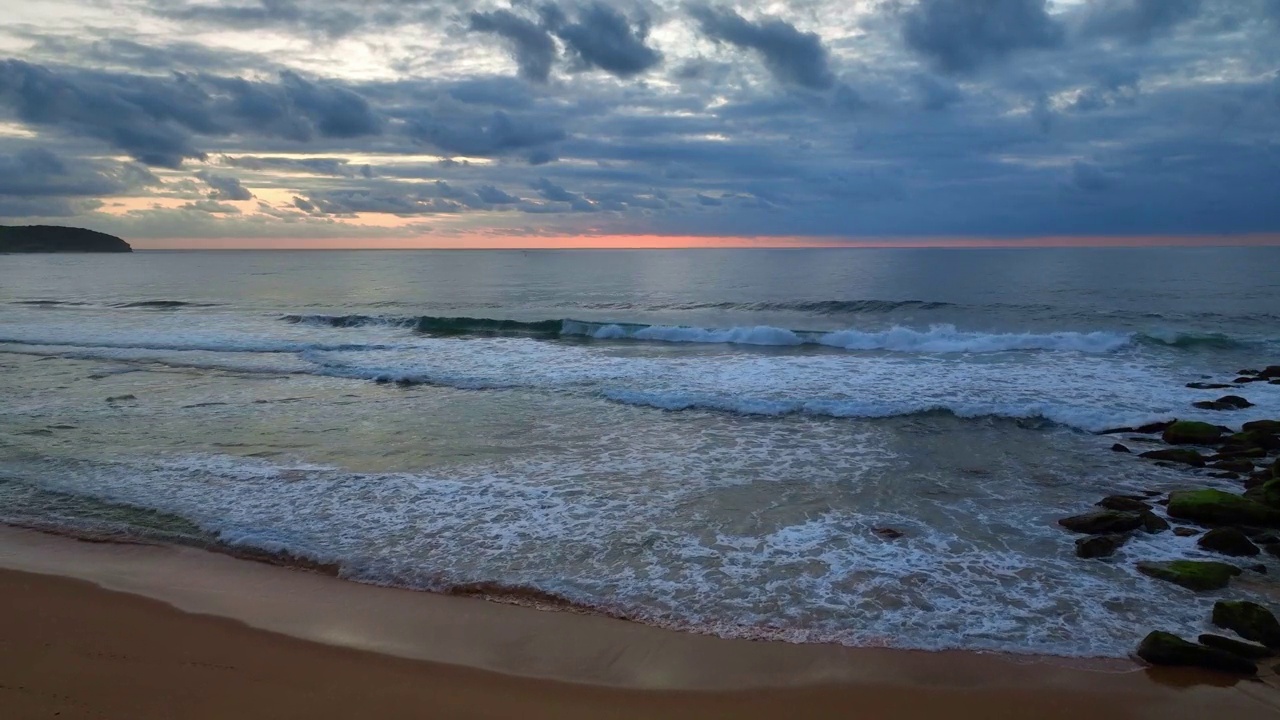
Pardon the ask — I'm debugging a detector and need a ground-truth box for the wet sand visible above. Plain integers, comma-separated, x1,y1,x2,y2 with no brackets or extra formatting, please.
2,527,1279,719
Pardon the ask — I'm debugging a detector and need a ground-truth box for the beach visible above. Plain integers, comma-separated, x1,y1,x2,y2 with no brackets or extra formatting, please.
2,526,1279,719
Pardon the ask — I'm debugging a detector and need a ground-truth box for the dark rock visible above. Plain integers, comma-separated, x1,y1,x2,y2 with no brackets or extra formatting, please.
1223,431,1280,451
872,527,904,539
1173,527,1201,537
1234,377,1263,384
1187,382,1234,390
1195,401,1232,410
1256,479,1280,509
1163,421,1223,445
1096,496,1153,512
1218,396,1254,409
1136,631,1256,675
1271,379,1280,385
1197,634,1273,660
1139,448,1206,467
1140,512,1170,534
1212,459,1255,473
1245,473,1270,489
1266,544,1280,558
1213,601,1280,648
1137,560,1242,591
105,394,136,402
1239,369,1261,376
1166,489,1280,527
1242,420,1280,434
1247,564,1268,574
1140,490,1163,498
1057,510,1144,534
1258,366,1280,380
1075,534,1128,559
1198,528,1261,556
1249,530,1280,544
1210,472,1242,480
1111,443,1132,453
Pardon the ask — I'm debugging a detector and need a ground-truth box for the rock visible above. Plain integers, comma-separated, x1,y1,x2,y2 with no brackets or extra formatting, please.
1223,431,1280,451
1075,534,1129,559
105,394,136,402
1139,448,1206,467
1212,601,1280,648
1162,421,1223,445
1096,496,1153,512
1197,634,1273,660
1249,530,1280,544
872,527,904,539
1187,382,1234,390
1141,490,1163,497
1266,544,1280,559
1239,369,1261,376
1137,560,1242,591
1243,420,1280,434
1218,395,1254,409
1136,631,1256,675
1111,443,1132,453
1271,379,1280,385
1210,472,1242,480
1058,510,1144,534
1198,528,1261,556
1234,377,1263,384
1173,527,1201,537
1166,489,1280,527
1248,564,1268,574
1256,479,1280,509
1140,512,1171,534
1258,366,1280,380
1212,459,1255,473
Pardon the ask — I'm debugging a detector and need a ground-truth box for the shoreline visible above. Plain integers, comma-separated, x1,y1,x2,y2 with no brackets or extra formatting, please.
4,527,1280,719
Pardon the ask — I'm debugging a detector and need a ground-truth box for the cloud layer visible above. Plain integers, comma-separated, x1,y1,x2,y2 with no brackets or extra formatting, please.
0,0,1277,242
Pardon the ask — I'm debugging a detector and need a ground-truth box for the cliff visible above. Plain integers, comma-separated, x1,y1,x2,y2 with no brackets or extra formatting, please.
0,225,132,253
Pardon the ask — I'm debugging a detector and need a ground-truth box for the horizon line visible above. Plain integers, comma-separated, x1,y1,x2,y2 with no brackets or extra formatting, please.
127,233,1280,250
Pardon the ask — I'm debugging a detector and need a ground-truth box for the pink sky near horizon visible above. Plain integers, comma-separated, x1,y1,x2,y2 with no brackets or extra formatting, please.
130,233,1280,250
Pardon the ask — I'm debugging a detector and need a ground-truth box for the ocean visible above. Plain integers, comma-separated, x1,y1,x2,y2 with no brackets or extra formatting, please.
2,247,1279,658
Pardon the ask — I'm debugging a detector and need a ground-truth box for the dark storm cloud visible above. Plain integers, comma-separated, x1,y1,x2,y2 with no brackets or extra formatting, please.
901,0,1065,74
222,155,374,178
475,184,522,204
195,170,254,200
688,5,835,90
1079,0,1205,43
469,9,558,83
0,61,382,167
549,3,662,78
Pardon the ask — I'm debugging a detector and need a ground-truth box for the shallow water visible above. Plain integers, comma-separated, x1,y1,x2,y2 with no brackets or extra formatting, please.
2,248,1279,656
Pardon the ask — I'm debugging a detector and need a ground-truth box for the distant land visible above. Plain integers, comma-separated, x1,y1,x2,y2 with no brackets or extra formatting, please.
0,225,132,253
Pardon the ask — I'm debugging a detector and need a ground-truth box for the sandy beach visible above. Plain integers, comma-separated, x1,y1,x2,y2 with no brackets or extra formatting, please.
2,527,1278,719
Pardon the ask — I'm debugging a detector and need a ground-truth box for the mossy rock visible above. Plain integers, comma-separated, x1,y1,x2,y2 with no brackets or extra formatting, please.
1197,528,1260,557
1058,510,1143,534
1223,431,1280,451
1162,421,1223,445
1136,631,1256,674
1243,420,1280,433
1212,601,1280,648
1137,560,1242,591
1166,489,1280,527
1211,459,1255,473
1096,496,1152,512
1197,634,1273,659
1139,448,1206,467
1257,479,1280,509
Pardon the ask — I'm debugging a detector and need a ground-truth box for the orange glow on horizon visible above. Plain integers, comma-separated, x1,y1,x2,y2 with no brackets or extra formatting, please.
130,233,1280,250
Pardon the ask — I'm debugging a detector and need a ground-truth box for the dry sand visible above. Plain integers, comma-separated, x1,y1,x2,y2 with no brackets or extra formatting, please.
2,526,1279,719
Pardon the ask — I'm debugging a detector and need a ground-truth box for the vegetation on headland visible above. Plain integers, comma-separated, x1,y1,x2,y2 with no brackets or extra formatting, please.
0,225,131,253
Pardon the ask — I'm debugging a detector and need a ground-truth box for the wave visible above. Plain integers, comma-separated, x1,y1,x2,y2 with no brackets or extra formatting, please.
285,314,1136,354
1137,331,1248,350
0,337,388,354
581,299,961,314
113,300,216,309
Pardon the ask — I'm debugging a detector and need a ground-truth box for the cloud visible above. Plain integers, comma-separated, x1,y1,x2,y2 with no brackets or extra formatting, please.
0,61,382,167
1079,0,1205,43
154,0,365,39
550,3,662,78
1069,161,1115,192
901,0,1065,74
0,147,158,217
531,177,597,211
475,184,521,204
409,110,565,157
469,9,558,83
195,170,254,200
688,5,835,89
181,199,242,213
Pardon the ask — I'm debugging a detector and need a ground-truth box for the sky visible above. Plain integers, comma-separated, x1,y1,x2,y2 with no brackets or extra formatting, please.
0,0,1278,248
